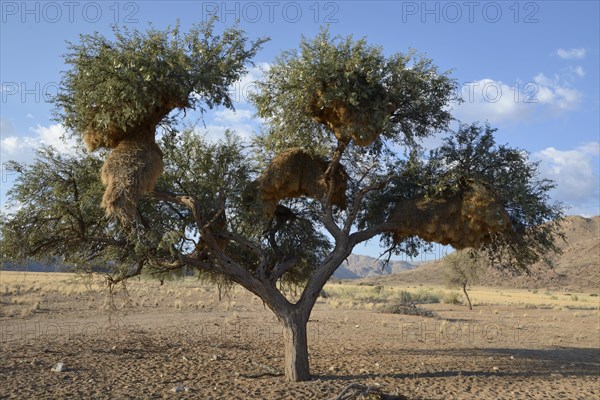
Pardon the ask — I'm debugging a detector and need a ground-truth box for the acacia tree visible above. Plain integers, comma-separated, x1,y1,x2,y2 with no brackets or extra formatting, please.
443,250,485,310
1,26,564,382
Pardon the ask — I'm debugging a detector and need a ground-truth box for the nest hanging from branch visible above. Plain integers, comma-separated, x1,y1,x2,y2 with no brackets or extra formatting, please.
308,77,390,147
100,137,163,224
89,101,183,224
82,101,176,151
310,98,381,147
246,148,348,218
389,183,514,249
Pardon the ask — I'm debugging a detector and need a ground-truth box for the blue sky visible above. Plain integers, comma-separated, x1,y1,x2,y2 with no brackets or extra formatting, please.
1,1,598,260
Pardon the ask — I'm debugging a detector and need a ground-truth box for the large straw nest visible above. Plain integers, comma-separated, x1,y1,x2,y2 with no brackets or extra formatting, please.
389,183,513,249
89,101,180,223
309,82,389,146
246,148,348,218
82,101,177,151
100,137,163,224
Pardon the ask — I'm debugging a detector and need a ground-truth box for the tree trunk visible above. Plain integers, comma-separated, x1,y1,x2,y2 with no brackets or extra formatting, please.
463,283,472,310
281,310,310,382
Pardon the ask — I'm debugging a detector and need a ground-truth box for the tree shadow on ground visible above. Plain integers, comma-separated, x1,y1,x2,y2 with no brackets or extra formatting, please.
318,346,600,381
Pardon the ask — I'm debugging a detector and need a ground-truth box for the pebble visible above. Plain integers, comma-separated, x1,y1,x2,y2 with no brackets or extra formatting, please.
51,363,65,372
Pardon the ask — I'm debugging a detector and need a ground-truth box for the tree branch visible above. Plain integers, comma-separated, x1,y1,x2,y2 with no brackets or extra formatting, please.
321,142,347,240
269,255,298,284
343,175,392,234
298,242,351,311
83,236,128,246
105,258,145,290
219,230,269,277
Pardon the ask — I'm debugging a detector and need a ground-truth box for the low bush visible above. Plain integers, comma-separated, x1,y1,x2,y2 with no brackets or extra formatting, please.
443,292,463,305
398,289,441,304
385,304,438,318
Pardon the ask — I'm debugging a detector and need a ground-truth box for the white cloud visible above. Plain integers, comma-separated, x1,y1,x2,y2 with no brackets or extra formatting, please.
0,122,77,165
31,124,77,150
534,142,600,216
1,136,19,153
556,48,586,60
454,73,582,123
229,62,270,105
571,66,585,78
533,73,582,110
1,136,38,165
208,63,270,138
453,79,535,123
199,123,256,143
213,108,254,124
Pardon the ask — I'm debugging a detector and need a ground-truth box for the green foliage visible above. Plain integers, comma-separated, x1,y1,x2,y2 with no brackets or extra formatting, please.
436,124,564,269
53,20,266,145
0,147,114,264
158,127,254,231
269,214,332,285
0,129,329,289
360,123,564,270
157,128,331,286
251,27,457,153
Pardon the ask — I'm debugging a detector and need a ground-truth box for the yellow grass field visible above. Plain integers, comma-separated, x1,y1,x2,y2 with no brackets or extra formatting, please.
321,282,600,310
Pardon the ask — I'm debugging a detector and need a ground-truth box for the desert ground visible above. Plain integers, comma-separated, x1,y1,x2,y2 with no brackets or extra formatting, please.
1,271,599,399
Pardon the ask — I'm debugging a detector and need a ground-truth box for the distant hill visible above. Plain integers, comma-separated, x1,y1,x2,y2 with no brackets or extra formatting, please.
1,260,62,273
3,254,416,279
483,215,600,290
1,259,109,273
364,215,600,291
334,254,417,279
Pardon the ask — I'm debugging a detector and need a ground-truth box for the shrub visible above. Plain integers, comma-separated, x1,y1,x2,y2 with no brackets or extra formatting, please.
443,292,463,305
398,289,441,305
386,304,438,318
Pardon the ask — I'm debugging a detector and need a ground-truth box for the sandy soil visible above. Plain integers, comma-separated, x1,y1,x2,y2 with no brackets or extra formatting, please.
1,279,599,399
